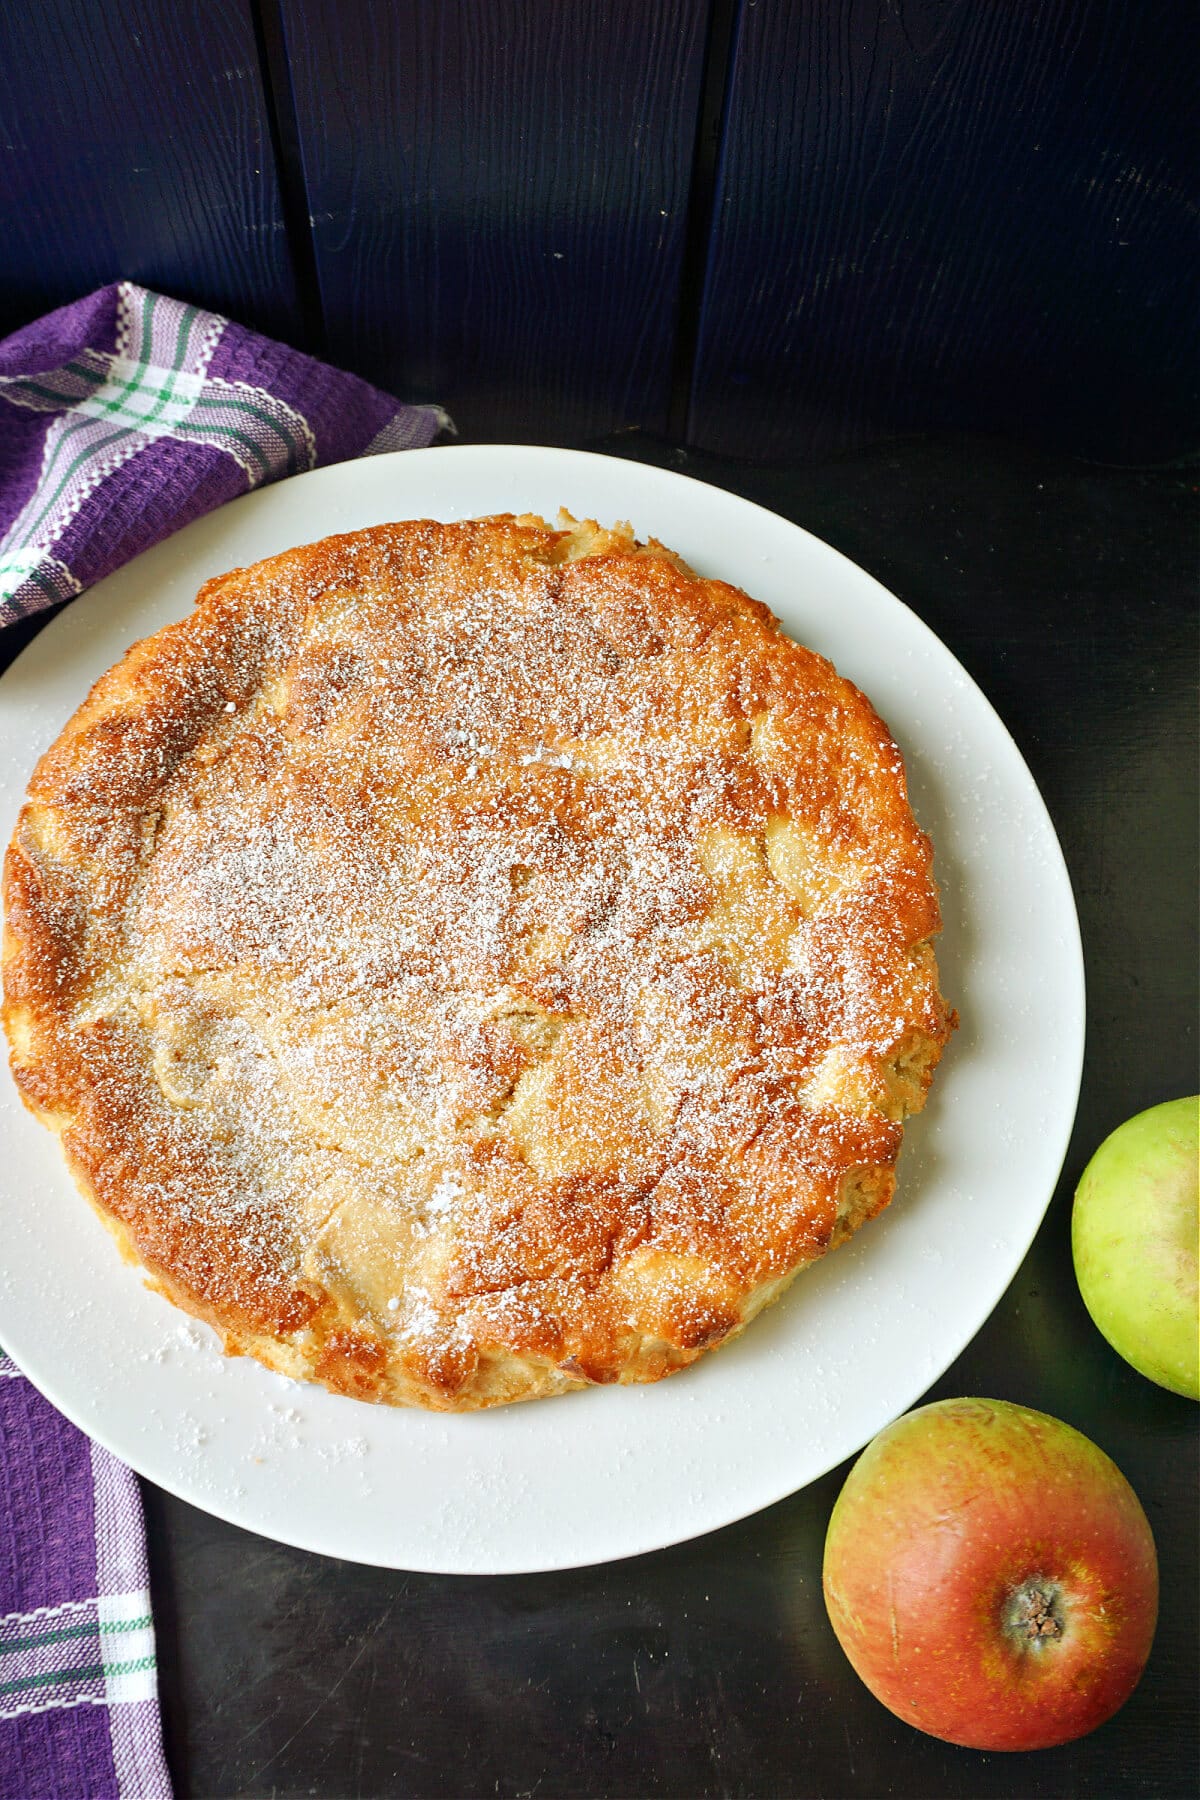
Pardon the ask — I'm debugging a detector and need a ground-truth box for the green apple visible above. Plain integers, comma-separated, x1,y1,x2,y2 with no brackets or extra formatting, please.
1072,1096,1199,1399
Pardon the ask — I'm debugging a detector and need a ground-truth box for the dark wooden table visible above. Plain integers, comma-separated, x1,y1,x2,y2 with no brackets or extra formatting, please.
11,431,1198,1797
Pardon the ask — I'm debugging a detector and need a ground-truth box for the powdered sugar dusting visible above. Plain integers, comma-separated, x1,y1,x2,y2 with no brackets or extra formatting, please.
22,515,951,1404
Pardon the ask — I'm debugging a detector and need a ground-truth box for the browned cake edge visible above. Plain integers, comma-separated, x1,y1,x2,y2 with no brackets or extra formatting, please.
2,514,955,1410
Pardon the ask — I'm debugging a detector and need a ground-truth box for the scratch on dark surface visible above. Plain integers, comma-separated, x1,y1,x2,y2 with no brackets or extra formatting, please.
235,1547,281,1583
245,1601,394,1783
231,1699,285,1754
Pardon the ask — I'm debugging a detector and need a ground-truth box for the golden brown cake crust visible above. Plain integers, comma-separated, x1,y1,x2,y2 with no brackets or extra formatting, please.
2,514,954,1409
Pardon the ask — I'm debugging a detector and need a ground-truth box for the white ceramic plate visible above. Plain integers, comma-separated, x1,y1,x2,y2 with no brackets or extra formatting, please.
0,446,1083,1573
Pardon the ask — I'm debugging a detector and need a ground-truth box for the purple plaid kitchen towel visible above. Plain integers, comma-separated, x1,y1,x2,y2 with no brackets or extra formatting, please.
0,280,447,626
1,1351,169,1799
0,284,448,1797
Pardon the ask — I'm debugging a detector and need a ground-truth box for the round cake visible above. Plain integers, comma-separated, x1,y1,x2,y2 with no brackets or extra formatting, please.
2,514,954,1410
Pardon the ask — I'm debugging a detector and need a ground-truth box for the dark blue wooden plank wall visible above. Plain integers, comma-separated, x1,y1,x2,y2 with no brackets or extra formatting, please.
0,0,301,343
1,1,1195,461
688,0,1199,462
274,0,711,443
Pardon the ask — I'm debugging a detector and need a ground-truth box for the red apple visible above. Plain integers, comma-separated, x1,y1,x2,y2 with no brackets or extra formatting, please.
822,1397,1158,1750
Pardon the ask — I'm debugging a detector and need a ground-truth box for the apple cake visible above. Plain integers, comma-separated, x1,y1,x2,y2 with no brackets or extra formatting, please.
2,513,954,1410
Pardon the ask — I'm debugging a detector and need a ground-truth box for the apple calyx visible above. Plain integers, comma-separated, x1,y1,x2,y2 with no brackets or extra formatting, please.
1004,1579,1064,1646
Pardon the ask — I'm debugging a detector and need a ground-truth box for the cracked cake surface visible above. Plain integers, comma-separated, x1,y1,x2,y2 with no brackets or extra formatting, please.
2,513,954,1409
